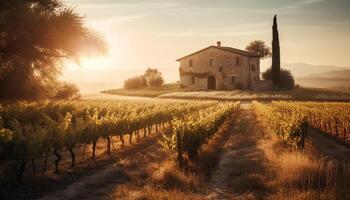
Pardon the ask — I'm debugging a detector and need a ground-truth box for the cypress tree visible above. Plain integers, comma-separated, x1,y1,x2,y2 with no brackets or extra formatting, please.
272,15,281,86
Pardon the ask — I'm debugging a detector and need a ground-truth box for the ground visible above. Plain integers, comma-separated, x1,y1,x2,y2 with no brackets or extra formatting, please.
101,84,350,101
208,104,269,199
2,99,350,200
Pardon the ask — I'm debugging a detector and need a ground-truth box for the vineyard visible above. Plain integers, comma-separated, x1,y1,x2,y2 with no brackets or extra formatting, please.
161,102,239,167
0,100,238,184
1,99,350,199
253,101,350,150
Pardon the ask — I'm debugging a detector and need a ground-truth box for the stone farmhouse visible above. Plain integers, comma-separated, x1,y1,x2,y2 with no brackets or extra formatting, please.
177,41,270,90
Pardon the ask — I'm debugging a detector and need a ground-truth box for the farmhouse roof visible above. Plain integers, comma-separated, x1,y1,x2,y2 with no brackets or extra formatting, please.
176,44,261,61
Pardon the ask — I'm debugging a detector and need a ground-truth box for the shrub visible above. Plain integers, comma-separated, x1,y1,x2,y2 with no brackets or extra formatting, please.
148,75,164,87
262,68,295,90
54,82,80,100
123,76,146,89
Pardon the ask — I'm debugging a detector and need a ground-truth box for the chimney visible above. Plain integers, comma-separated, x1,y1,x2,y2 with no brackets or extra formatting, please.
217,41,221,47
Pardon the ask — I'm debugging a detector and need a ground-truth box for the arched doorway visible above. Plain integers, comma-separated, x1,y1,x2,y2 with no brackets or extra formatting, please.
207,75,216,90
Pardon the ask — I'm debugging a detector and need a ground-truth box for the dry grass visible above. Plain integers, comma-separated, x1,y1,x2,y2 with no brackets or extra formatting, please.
102,83,187,97
151,160,202,192
257,117,350,200
111,184,203,200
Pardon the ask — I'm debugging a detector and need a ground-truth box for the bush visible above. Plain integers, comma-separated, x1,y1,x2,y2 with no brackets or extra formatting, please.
262,68,295,90
123,76,146,89
54,82,80,100
148,75,164,87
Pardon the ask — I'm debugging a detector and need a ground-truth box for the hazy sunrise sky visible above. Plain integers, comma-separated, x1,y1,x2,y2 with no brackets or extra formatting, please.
67,0,350,70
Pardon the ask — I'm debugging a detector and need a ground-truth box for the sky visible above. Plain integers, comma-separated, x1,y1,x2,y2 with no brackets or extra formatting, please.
64,0,350,78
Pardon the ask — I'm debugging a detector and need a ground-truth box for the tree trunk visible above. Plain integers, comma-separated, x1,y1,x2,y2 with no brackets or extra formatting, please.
143,128,147,137
92,141,97,159
148,126,152,135
111,136,115,150
137,130,140,141
32,158,36,174
53,149,61,173
106,136,111,155
69,148,75,168
176,131,183,168
129,133,133,144
43,152,48,172
119,134,125,146
82,144,87,160
17,160,26,184
343,127,347,138
156,124,159,133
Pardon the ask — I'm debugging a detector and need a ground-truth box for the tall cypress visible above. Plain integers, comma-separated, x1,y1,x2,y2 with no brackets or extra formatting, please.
272,15,281,86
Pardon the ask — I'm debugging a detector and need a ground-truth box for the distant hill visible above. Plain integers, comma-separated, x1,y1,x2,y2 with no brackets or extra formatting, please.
282,63,349,77
297,69,350,93
307,69,350,79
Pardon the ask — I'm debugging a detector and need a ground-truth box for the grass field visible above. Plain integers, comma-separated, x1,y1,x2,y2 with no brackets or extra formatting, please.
159,86,350,101
102,83,350,101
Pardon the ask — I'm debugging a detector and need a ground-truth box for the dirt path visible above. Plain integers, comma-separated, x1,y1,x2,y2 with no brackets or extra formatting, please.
207,104,269,200
39,133,166,200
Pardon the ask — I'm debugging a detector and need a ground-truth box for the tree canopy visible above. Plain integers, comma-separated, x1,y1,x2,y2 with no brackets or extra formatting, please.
245,40,271,59
262,68,295,90
123,68,164,89
0,0,107,99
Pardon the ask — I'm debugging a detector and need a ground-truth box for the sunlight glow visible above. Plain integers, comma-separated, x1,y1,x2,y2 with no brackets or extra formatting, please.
64,35,121,71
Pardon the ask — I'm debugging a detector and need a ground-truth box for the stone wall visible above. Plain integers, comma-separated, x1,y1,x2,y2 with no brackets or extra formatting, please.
178,47,261,90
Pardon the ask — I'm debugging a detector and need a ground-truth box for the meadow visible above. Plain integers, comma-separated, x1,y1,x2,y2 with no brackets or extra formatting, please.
103,83,350,102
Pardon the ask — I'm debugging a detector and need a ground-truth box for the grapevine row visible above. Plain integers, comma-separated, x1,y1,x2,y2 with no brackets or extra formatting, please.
272,102,350,141
0,100,214,183
253,101,350,151
162,102,240,167
253,101,308,151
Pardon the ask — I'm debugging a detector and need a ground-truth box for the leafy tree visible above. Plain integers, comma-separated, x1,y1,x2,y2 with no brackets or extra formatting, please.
148,75,164,87
0,0,106,100
245,40,271,59
143,67,164,87
144,68,161,77
262,68,295,90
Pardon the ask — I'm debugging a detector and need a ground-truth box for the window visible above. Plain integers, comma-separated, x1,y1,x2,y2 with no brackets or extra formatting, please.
191,76,195,84
189,59,193,67
231,76,236,84
210,58,214,66
236,57,240,66
251,64,256,71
